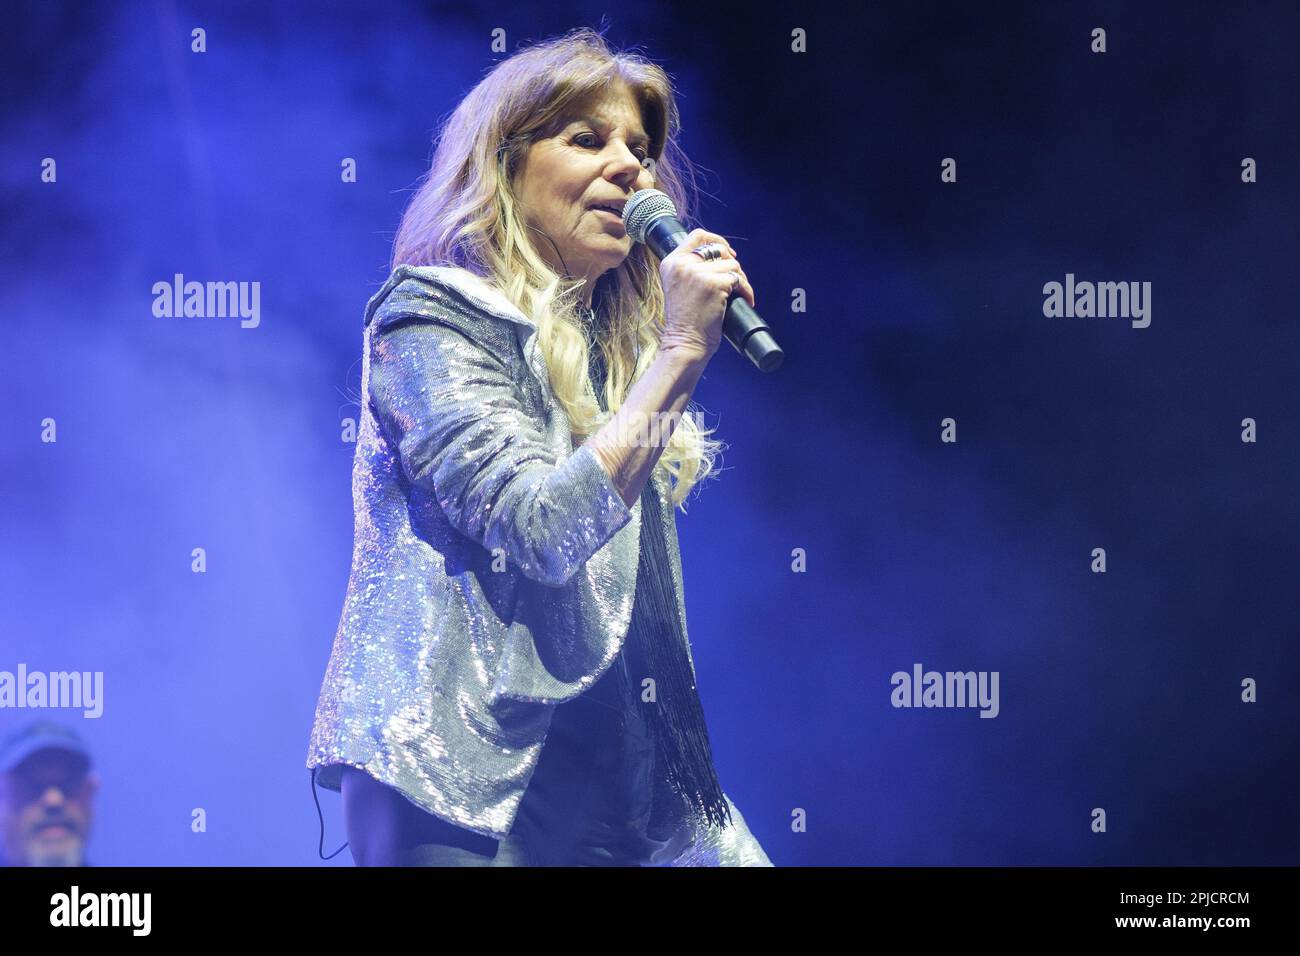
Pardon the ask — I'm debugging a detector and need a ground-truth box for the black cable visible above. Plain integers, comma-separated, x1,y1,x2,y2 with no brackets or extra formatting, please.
312,767,350,860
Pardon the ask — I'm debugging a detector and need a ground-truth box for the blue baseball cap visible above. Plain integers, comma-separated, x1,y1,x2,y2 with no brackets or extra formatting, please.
0,721,92,775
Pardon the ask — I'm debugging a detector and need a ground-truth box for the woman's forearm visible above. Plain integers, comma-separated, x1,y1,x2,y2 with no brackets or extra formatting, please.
585,350,707,508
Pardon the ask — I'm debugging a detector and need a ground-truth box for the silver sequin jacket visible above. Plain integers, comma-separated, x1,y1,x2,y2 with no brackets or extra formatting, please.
306,264,772,866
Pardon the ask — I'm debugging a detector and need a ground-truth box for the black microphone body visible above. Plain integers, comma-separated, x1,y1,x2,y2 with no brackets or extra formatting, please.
624,191,784,372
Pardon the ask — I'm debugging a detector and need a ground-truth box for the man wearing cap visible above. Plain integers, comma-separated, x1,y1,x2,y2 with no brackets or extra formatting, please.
0,721,99,867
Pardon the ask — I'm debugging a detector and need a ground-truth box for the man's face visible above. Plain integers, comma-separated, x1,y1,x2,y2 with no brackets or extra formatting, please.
513,82,659,293
0,750,97,866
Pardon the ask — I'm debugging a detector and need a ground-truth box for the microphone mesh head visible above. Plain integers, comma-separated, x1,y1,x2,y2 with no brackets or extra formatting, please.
622,188,678,244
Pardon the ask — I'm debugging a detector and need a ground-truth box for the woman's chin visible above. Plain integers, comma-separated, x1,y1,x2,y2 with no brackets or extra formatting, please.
586,240,631,267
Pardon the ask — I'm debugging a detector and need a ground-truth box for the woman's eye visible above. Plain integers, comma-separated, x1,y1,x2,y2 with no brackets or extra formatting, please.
575,132,652,168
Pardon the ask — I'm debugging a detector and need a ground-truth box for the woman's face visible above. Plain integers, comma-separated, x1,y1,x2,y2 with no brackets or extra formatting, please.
514,83,658,300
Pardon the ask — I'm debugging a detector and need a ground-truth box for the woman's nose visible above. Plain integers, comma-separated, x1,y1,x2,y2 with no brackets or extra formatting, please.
606,146,643,184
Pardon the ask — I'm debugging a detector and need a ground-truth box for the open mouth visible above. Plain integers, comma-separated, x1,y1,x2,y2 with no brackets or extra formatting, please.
589,202,625,219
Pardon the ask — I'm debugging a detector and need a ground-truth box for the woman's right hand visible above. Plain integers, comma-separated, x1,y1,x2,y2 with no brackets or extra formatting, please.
657,228,755,368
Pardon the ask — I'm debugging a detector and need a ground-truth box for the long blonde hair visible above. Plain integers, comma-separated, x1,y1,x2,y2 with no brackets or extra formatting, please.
391,26,723,510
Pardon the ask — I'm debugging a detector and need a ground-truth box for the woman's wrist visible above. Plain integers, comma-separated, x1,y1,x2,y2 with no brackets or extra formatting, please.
654,344,711,382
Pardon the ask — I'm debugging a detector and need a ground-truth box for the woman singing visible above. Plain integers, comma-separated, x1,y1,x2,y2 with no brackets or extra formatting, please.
306,27,772,867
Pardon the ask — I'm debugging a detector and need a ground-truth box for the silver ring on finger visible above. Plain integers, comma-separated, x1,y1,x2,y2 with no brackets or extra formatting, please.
729,271,741,291
691,242,725,262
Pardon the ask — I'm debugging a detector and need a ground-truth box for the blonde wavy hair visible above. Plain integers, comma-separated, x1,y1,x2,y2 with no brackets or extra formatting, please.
391,26,724,510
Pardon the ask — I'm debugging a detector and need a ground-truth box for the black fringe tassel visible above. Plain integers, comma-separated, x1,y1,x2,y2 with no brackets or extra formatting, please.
587,325,732,831
631,480,733,831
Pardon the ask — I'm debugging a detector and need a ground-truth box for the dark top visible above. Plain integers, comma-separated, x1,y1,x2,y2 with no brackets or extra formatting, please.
510,622,664,865
508,325,677,866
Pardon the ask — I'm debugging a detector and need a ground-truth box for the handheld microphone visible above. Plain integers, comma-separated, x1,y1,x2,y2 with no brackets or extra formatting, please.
622,188,784,372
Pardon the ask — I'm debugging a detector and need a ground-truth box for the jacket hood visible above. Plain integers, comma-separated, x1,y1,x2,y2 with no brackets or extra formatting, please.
363,264,535,329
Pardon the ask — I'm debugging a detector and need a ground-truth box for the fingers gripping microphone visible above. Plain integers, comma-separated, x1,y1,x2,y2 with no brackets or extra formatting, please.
622,188,784,372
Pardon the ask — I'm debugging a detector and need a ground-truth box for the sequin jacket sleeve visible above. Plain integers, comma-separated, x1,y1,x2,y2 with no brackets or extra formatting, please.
367,284,633,589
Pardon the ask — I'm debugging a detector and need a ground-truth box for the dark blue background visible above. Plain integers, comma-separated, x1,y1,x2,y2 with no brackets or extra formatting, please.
2,0,1296,865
